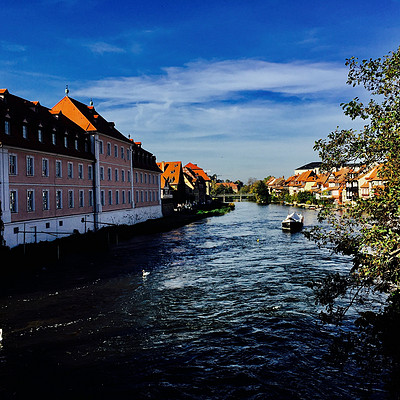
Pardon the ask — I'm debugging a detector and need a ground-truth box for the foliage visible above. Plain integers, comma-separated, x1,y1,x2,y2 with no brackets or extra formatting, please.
196,203,235,216
297,190,315,204
211,182,234,196
307,47,400,328
250,180,271,204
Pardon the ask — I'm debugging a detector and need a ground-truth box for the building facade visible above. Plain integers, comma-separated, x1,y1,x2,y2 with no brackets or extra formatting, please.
0,89,162,248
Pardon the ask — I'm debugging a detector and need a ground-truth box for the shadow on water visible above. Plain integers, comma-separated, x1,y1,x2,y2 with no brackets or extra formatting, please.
0,203,397,399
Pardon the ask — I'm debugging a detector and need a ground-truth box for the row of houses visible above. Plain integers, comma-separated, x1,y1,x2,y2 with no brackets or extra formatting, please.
157,161,212,214
267,162,385,204
0,89,166,248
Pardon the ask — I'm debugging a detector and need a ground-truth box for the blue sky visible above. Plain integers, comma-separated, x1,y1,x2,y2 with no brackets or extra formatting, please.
2,0,400,182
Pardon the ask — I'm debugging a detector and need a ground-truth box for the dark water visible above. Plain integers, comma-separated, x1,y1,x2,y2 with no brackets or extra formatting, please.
0,203,396,399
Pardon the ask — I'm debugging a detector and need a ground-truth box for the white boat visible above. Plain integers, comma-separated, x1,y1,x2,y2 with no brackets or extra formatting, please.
282,212,304,232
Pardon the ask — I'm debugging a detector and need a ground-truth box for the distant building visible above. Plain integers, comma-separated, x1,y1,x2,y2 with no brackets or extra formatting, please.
294,162,321,175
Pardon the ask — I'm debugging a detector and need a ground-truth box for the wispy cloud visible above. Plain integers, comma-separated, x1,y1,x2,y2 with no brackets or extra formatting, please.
74,58,359,180
83,41,126,55
0,41,26,52
77,59,349,106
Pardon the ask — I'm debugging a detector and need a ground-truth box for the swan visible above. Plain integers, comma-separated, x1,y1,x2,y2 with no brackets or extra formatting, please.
142,270,150,278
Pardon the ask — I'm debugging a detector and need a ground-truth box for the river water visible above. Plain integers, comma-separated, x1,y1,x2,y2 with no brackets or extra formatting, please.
0,203,396,399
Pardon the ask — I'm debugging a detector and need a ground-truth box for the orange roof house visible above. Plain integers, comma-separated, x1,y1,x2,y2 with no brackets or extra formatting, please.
184,163,211,196
157,161,186,204
52,96,131,144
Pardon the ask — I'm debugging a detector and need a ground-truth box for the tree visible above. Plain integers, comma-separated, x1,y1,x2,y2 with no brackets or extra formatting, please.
251,180,270,204
306,47,400,330
297,190,315,204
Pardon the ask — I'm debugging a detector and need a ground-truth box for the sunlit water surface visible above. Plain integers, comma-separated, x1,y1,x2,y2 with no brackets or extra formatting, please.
0,203,395,399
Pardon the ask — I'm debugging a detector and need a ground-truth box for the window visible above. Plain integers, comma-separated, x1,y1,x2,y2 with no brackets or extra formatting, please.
108,190,112,205
88,165,93,180
10,190,17,213
99,140,104,154
128,170,131,182
42,159,49,177
5,120,10,135
74,139,78,150
115,169,119,181
114,144,118,157
127,148,130,161
79,190,84,207
78,164,83,179
145,191,148,202
56,160,62,178
101,190,105,206
9,155,17,175
68,190,74,208
107,142,111,156
121,170,125,182
42,190,49,210
27,190,34,212
115,190,119,205
38,128,42,142
140,173,143,183
89,190,93,207
135,172,138,183
100,166,104,181
56,190,62,209
144,173,147,184
121,147,124,159
26,156,34,176
136,190,139,203
128,190,132,204
64,136,68,148
108,167,112,181
122,190,126,204
140,191,143,202
22,125,27,139
52,133,56,145
68,162,73,178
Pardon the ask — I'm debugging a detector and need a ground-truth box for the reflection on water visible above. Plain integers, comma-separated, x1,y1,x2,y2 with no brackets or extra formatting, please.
0,203,395,399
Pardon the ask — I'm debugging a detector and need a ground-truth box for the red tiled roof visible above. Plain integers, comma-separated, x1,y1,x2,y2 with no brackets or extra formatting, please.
52,96,131,143
184,162,211,181
157,161,183,186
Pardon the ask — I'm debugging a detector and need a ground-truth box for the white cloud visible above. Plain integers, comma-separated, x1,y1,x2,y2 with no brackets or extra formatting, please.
0,41,26,52
74,59,361,181
76,59,350,105
84,41,126,55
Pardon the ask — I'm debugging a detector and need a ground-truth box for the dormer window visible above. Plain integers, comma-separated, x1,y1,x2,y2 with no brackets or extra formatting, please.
22,125,28,139
64,136,68,148
38,128,43,142
74,138,78,150
52,133,56,145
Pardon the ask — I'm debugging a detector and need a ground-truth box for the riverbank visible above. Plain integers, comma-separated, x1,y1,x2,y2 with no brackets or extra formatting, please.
0,202,235,280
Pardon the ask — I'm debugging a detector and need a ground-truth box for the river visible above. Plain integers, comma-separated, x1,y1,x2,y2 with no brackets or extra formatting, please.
0,203,397,399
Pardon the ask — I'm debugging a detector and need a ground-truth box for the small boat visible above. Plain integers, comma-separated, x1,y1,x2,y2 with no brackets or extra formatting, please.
282,212,304,232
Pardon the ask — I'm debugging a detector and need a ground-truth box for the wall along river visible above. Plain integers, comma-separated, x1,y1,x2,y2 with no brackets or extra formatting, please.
0,202,397,399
